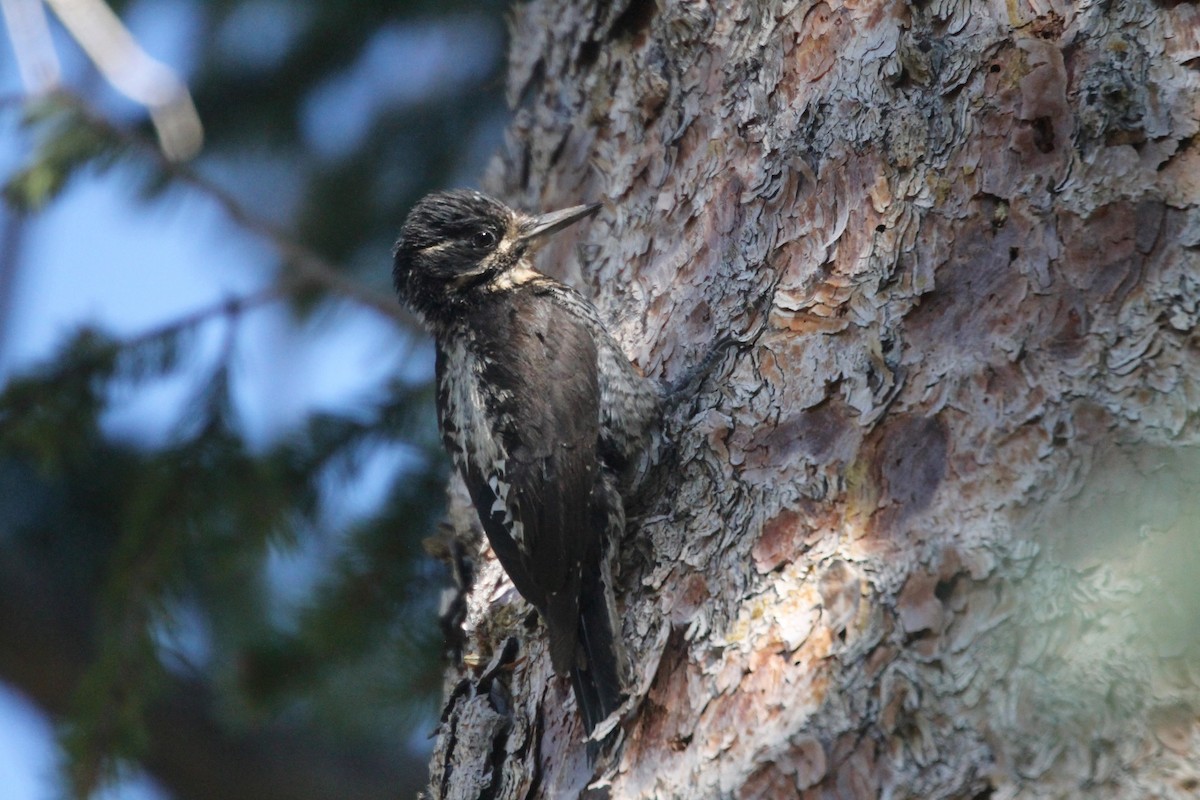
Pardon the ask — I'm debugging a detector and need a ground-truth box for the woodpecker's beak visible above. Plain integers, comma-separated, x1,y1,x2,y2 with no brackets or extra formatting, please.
516,202,602,243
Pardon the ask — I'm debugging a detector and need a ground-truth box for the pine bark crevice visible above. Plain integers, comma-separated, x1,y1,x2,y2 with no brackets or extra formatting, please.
431,0,1200,797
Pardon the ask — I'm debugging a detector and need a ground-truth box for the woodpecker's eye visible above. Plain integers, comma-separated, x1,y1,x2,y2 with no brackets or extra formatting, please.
472,229,497,249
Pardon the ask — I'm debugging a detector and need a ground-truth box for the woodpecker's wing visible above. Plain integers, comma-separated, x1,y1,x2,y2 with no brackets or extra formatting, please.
469,281,602,673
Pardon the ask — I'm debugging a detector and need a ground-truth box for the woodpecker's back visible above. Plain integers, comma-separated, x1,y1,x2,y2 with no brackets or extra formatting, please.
392,189,657,734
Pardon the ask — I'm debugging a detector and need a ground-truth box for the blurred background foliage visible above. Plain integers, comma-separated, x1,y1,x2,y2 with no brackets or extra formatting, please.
0,0,511,797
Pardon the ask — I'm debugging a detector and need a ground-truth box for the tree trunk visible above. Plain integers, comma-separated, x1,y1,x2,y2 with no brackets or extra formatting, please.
428,0,1200,797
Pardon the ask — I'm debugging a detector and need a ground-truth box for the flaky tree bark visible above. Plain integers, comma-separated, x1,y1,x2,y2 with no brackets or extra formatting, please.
428,0,1200,797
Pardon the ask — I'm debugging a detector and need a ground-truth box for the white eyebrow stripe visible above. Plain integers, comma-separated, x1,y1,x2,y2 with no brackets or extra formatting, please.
417,240,453,254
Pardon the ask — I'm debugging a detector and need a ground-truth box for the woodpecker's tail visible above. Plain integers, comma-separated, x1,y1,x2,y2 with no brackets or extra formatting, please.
571,565,627,735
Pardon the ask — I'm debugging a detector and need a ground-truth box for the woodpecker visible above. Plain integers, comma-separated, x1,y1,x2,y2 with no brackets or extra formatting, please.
392,189,659,734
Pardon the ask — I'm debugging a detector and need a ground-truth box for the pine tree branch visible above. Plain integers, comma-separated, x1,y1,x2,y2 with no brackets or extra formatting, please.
121,286,280,353
0,549,427,800
0,286,278,426
42,90,413,326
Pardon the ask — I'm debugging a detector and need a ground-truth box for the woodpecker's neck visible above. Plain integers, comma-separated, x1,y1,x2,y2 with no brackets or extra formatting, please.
414,259,552,338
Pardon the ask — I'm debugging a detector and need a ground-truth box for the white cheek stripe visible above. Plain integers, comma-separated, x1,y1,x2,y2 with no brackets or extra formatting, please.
492,264,541,291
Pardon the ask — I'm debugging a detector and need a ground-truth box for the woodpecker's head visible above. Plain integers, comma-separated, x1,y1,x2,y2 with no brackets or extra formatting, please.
392,189,599,323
